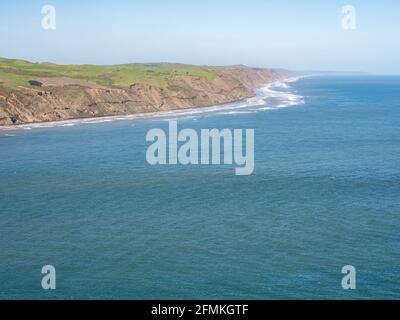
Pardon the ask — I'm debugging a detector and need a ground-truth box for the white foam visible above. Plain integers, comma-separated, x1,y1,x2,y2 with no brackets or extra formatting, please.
258,106,275,111
252,77,305,112
84,119,114,124
270,82,289,89
216,110,255,115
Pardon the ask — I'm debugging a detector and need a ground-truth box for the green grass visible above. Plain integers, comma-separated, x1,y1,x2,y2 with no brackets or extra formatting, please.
0,57,216,89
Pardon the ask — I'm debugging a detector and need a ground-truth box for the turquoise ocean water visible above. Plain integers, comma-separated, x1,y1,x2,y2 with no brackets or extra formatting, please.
0,76,399,299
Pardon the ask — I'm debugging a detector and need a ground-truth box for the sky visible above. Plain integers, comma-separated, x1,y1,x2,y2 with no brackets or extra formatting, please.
0,0,399,74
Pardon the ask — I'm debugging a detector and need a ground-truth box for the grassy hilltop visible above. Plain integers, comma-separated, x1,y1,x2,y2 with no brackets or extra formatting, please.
0,57,216,89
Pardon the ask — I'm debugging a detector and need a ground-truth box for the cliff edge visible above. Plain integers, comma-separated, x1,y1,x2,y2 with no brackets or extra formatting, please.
0,58,294,125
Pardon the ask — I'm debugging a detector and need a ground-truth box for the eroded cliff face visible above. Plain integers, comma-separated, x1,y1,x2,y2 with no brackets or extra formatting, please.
0,66,293,126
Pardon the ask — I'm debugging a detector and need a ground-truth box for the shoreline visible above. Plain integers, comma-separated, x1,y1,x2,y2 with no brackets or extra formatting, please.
0,76,306,132
0,97,253,131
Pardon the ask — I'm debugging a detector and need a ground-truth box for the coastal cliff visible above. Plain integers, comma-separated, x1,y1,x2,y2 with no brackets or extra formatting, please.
0,58,293,125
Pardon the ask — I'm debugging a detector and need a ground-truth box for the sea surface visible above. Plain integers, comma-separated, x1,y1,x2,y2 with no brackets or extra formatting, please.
0,75,399,299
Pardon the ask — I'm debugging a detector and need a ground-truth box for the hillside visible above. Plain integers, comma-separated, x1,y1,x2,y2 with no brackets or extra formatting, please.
0,57,293,125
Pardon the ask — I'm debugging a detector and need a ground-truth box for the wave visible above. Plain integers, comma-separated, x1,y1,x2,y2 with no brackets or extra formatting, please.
232,77,305,114
217,110,255,115
83,119,114,124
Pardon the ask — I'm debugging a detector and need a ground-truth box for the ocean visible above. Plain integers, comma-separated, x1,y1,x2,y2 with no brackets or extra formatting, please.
0,75,399,299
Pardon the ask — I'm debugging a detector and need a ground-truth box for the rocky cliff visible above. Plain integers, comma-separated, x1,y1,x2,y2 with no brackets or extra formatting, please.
0,58,293,125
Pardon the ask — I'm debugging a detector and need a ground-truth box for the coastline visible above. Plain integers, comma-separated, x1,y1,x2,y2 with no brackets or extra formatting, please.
0,97,250,131
0,76,306,132
0,59,296,127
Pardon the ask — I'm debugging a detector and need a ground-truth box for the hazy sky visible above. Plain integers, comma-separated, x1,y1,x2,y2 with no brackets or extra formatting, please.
1,0,399,73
